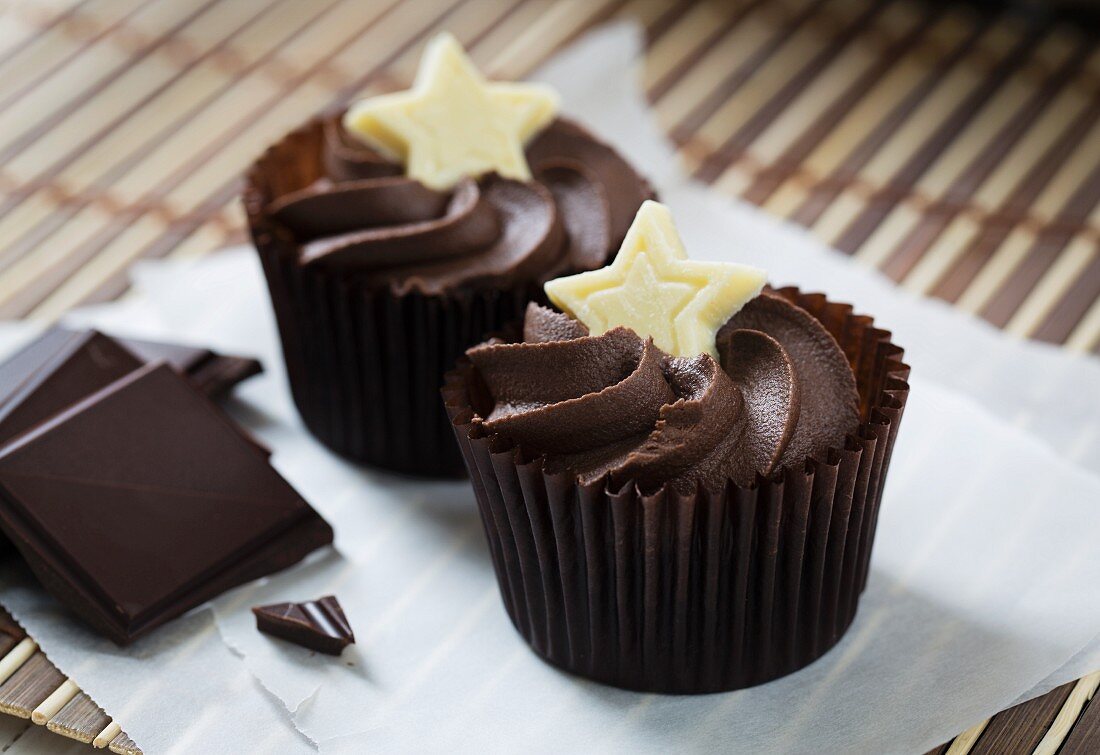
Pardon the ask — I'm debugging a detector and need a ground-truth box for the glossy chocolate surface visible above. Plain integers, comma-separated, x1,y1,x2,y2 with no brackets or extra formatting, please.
253,595,354,655
0,363,332,644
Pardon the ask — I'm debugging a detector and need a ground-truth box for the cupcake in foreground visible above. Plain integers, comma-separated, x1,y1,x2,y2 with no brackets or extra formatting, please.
444,201,910,693
245,33,652,476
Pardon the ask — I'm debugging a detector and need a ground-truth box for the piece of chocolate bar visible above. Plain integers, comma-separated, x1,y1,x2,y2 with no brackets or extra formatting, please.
0,331,141,447
115,334,261,398
0,329,270,459
0,328,262,403
0,363,332,644
252,596,354,655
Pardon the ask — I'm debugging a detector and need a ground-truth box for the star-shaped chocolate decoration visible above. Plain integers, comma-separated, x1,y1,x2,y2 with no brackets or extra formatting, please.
544,201,766,358
343,33,559,191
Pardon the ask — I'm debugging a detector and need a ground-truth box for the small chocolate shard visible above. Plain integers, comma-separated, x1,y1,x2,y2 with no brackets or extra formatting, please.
252,596,354,655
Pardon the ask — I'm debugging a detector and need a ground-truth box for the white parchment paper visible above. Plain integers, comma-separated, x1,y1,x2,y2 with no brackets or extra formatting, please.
0,22,1098,754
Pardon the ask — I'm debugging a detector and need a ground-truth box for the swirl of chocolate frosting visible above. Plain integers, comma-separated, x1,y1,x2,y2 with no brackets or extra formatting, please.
260,116,653,295
466,294,860,494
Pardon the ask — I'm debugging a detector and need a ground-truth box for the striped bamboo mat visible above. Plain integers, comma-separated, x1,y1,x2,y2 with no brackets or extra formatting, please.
0,608,138,753
0,0,1098,751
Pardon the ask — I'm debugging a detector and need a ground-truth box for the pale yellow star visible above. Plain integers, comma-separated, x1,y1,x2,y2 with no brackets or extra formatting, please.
342,33,559,191
544,201,767,359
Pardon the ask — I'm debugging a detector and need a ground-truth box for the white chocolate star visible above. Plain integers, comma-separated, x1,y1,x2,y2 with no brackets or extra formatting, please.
342,33,559,191
544,201,767,359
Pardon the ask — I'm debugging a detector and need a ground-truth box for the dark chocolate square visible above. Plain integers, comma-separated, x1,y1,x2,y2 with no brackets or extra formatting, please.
0,363,332,644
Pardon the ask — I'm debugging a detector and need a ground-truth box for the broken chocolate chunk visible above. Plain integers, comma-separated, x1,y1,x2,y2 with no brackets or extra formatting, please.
0,363,332,644
252,596,354,655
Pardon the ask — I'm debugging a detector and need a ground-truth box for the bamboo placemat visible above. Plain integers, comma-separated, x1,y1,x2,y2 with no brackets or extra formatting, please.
0,0,1097,751
0,608,137,753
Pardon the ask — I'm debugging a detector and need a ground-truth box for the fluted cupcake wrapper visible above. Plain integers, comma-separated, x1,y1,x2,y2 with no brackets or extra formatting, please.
244,114,546,477
253,236,538,476
444,288,909,693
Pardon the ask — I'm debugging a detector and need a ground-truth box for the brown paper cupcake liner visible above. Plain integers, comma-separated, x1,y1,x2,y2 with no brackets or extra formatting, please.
244,120,543,477
443,288,910,693
253,237,538,476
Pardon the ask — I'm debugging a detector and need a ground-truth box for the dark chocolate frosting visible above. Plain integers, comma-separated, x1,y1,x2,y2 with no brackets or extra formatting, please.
257,116,653,295
465,293,860,494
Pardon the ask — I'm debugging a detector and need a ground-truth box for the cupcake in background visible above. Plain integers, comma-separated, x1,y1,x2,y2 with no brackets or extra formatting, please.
445,201,909,693
245,33,652,476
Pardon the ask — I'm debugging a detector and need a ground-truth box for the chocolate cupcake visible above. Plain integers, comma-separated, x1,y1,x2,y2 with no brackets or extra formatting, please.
244,34,652,476
444,202,909,693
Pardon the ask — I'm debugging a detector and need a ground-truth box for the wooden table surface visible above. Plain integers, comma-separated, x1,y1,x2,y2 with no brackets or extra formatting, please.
0,0,1097,751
